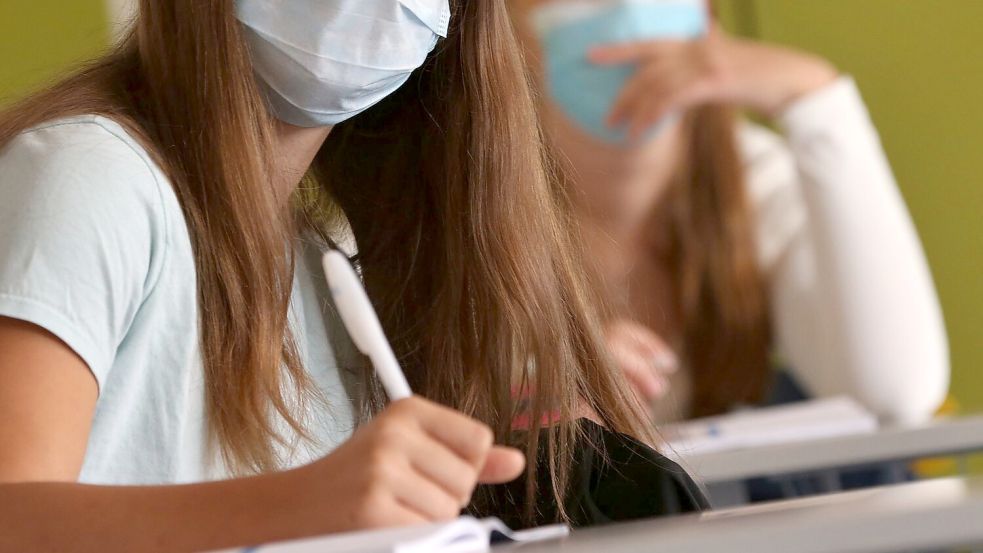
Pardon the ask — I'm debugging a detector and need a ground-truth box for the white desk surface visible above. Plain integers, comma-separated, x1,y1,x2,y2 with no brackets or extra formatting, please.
505,476,983,553
671,414,983,484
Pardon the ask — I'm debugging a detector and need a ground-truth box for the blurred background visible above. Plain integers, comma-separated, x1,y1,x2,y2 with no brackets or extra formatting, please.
0,0,980,413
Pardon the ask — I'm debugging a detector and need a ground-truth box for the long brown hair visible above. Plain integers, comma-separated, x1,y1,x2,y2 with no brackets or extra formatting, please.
313,0,650,517
668,106,772,417
0,0,648,518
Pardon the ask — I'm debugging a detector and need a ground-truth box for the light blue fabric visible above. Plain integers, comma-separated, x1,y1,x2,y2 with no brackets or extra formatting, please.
0,115,362,484
236,0,450,127
536,1,707,144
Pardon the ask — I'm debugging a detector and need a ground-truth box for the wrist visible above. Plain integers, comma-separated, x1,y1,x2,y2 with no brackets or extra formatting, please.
725,37,839,118
222,465,338,545
277,462,344,535
770,54,840,117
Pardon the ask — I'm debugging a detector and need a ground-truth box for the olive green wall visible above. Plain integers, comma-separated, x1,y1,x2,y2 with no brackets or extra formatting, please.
720,0,983,412
0,1,108,102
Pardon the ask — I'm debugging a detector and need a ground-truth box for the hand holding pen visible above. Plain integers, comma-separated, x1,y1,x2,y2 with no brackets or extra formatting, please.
317,251,525,527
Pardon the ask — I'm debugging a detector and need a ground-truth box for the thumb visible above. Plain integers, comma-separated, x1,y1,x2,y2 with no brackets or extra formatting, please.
477,446,526,484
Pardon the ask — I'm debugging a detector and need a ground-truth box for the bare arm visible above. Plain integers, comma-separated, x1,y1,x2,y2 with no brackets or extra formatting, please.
0,317,97,481
0,317,524,553
0,316,323,552
0,470,328,553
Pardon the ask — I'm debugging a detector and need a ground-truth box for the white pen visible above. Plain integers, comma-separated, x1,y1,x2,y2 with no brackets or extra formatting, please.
322,250,413,401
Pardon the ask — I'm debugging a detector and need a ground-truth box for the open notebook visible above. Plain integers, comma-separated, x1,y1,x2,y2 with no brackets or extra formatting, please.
220,517,569,553
661,396,879,456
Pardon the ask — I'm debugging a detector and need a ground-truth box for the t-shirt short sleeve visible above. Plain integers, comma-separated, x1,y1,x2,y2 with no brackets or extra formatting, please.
0,118,168,388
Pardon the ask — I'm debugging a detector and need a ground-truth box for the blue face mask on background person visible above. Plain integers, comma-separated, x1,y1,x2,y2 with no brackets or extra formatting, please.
532,0,708,145
236,0,451,128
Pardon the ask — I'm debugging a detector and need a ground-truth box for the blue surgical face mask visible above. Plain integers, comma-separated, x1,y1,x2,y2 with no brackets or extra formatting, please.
531,0,708,144
236,0,451,127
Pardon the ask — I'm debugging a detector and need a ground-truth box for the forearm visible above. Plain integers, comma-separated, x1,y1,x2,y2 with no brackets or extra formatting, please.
0,468,320,553
772,235,947,423
773,79,950,422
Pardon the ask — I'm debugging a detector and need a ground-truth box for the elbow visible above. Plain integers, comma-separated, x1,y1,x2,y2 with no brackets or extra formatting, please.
858,340,951,426
874,376,949,426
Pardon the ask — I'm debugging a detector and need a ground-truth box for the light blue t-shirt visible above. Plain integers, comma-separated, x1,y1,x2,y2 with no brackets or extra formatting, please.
0,115,362,484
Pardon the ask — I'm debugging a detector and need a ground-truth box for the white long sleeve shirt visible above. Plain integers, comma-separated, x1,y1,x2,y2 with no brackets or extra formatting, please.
743,76,950,425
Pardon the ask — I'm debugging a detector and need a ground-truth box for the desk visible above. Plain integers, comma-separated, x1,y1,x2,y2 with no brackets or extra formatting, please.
669,415,983,506
507,476,983,553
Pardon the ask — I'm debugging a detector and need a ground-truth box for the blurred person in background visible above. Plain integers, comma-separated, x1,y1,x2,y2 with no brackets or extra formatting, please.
510,0,950,425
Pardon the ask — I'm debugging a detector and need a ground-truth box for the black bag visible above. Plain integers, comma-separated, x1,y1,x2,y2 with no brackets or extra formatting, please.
478,419,709,528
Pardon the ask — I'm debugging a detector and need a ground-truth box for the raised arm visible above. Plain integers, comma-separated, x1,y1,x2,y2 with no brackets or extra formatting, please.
765,78,950,424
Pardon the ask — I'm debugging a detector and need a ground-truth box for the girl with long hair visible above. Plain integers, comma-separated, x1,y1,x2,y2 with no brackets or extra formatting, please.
0,1,654,550
509,0,949,423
